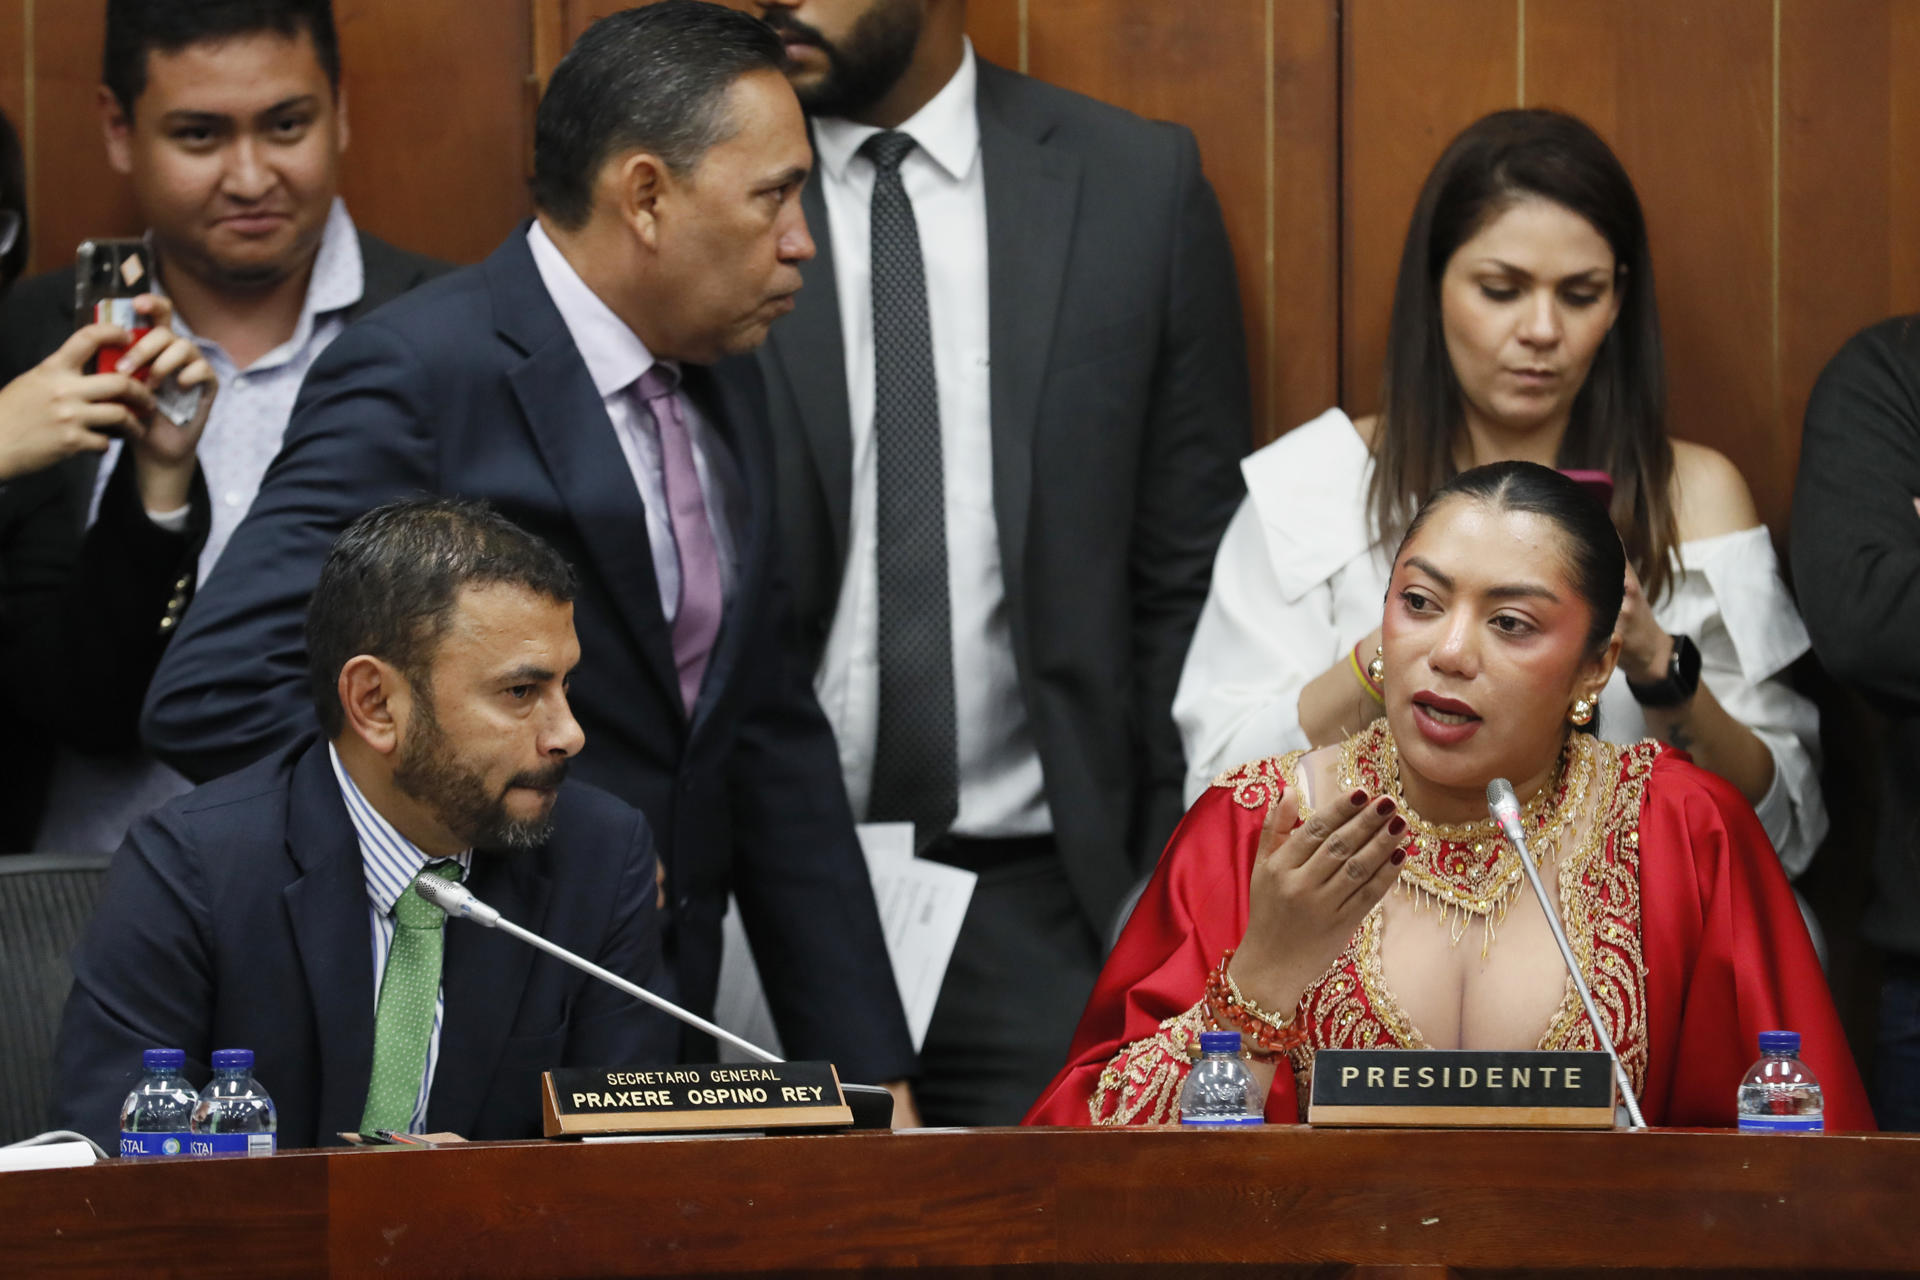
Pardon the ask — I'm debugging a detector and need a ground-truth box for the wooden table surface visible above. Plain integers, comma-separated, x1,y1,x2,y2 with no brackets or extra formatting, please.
4,1125,1917,1277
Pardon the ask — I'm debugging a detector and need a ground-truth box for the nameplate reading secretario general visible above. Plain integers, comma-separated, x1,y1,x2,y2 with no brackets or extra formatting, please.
1308,1049,1615,1128
542,1062,853,1136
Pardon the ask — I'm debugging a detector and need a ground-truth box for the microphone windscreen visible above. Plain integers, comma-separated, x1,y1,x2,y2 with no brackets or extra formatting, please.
1486,777,1519,820
413,873,460,912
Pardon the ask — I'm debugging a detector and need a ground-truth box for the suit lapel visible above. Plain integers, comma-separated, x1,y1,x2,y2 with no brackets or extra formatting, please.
281,743,378,1141
764,160,854,564
978,66,1080,615
430,854,550,1136
488,234,683,717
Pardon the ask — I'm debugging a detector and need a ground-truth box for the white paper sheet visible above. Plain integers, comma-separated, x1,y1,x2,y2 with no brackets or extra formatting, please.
711,823,976,1060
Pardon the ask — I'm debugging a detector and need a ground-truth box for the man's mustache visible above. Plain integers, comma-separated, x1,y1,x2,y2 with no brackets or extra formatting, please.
506,760,570,792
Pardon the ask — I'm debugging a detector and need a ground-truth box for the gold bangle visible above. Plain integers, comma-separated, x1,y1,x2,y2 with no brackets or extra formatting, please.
1221,963,1298,1033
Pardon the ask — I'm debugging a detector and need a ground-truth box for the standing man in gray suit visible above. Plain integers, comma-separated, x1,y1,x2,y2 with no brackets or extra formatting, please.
753,0,1250,1124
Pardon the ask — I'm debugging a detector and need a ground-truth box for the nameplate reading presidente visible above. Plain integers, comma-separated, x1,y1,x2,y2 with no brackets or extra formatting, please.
541,1061,854,1136
1308,1049,1616,1129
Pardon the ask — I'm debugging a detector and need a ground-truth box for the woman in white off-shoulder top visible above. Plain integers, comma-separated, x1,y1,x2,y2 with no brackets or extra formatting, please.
1175,109,1826,875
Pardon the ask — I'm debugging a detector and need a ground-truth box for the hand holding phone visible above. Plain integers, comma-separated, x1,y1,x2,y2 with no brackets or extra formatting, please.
75,239,208,428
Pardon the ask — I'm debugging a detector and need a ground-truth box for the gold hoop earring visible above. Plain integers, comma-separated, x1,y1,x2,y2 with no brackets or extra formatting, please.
1366,645,1385,688
1569,697,1596,727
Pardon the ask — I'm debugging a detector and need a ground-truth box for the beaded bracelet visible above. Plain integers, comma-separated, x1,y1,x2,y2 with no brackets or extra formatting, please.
1204,948,1307,1056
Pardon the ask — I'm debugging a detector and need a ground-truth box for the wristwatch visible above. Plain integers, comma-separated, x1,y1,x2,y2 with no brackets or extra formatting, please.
1627,633,1701,708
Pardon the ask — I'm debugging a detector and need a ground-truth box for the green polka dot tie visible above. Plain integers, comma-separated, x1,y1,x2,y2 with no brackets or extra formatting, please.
360,861,464,1134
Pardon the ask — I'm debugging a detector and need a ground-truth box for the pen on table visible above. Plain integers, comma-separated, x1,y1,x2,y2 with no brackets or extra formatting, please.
374,1129,432,1146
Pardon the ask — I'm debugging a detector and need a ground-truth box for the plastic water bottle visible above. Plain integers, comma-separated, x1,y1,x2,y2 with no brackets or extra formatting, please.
119,1048,197,1159
1736,1030,1824,1133
1179,1030,1263,1126
189,1048,278,1156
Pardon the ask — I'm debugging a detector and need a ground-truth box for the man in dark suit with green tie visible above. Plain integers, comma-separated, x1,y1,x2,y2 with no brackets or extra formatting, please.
53,498,677,1149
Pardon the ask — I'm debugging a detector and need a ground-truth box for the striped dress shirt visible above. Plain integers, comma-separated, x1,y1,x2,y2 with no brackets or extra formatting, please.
327,744,472,1132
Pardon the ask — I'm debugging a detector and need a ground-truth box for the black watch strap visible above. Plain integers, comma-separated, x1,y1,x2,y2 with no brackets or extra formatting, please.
1627,633,1701,708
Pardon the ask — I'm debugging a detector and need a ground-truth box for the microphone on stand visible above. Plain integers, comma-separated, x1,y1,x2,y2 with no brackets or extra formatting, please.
412,872,783,1065
1486,778,1648,1130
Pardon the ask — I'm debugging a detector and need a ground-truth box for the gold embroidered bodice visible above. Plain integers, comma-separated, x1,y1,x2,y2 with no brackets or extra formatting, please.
1214,730,1655,1097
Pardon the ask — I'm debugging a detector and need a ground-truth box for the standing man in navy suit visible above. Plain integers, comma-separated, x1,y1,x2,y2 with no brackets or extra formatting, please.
56,499,677,1149
142,2,917,1107
753,0,1250,1123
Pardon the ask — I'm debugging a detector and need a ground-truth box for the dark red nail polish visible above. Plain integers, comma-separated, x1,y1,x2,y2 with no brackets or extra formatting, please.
1388,816,1407,836
1375,797,1396,816
1349,789,1367,807
1391,848,1406,864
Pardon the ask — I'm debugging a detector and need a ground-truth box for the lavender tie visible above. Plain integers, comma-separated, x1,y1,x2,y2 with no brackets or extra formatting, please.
636,365,722,714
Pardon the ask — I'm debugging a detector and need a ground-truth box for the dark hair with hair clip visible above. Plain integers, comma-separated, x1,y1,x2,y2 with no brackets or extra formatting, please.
1397,459,1627,658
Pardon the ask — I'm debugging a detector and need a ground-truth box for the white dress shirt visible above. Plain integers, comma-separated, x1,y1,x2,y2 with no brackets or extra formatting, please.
328,743,474,1133
810,41,1051,838
1172,408,1829,874
526,221,742,622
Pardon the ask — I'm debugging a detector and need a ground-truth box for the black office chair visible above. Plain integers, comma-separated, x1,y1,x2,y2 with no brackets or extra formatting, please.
0,853,111,1144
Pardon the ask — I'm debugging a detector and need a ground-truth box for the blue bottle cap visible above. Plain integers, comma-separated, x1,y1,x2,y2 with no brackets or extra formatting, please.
141,1047,186,1071
1198,1030,1242,1055
210,1047,255,1071
1758,1030,1800,1055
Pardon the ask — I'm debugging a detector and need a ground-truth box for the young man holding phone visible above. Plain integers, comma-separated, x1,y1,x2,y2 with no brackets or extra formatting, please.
0,0,443,853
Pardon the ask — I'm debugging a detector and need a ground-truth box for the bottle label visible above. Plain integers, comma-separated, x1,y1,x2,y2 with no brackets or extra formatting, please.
1737,1114,1823,1133
1179,1114,1265,1126
186,1132,277,1156
119,1131,188,1158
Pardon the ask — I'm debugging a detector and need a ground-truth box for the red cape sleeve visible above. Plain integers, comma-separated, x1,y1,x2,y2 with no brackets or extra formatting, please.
1023,774,1284,1125
1637,750,1876,1130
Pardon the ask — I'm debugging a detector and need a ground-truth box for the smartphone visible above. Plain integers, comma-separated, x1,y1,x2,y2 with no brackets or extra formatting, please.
74,237,205,427
75,238,155,375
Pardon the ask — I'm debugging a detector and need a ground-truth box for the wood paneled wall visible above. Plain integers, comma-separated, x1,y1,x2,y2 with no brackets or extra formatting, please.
3,0,1914,527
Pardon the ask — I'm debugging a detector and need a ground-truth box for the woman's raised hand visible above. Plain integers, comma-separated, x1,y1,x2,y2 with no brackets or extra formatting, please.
1615,560,1673,685
1230,784,1408,1015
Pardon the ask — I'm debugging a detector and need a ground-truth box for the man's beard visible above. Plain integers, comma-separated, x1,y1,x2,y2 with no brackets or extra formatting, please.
762,1,924,118
391,696,568,855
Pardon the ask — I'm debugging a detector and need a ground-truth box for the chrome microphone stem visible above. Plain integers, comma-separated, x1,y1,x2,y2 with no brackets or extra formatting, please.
488,917,784,1066
412,871,784,1065
1505,823,1648,1130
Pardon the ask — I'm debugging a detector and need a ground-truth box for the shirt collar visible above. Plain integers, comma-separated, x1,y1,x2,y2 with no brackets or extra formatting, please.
526,219,665,399
304,197,366,317
327,742,472,919
156,197,365,368
812,38,980,184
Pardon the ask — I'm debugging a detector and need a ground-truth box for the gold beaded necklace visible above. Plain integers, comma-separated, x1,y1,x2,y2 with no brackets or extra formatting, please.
1337,720,1593,953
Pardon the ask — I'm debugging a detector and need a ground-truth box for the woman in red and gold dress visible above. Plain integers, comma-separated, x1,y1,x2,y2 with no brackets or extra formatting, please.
1026,462,1873,1129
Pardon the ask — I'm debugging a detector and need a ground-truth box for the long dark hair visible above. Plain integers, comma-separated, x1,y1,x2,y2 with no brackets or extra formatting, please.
1370,108,1676,602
